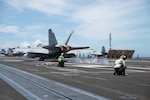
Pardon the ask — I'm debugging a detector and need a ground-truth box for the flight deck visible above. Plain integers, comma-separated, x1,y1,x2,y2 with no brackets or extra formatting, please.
0,57,150,100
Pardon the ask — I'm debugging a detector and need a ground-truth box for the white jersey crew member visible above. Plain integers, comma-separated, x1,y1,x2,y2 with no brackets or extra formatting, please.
114,55,127,75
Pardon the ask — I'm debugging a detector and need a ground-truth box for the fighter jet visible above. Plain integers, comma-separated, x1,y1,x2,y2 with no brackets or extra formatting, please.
27,29,89,61
90,46,108,58
0,49,6,56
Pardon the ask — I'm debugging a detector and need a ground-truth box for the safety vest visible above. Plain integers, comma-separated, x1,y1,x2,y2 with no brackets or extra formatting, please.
58,56,62,62
114,59,125,68
58,56,64,62
61,56,64,62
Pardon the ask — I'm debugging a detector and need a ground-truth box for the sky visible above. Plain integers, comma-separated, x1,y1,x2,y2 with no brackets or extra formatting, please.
0,0,150,57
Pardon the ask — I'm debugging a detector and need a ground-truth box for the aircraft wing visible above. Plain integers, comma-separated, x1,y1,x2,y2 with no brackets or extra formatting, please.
43,45,89,51
27,52,49,58
70,46,90,50
42,46,57,50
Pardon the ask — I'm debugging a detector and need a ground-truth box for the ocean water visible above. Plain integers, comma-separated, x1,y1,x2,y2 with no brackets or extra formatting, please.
133,57,150,60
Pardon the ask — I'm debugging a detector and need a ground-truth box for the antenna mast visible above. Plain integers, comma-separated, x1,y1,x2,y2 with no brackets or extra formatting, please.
109,33,112,50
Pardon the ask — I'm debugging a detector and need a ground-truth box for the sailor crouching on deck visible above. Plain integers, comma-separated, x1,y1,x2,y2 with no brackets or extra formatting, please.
114,55,127,75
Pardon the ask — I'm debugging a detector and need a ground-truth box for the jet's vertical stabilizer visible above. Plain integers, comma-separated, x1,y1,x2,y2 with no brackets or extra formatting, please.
64,30,74,45
49,29,58,46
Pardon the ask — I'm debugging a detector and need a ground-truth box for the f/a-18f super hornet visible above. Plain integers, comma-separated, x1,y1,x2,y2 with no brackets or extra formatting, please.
26,29,89,61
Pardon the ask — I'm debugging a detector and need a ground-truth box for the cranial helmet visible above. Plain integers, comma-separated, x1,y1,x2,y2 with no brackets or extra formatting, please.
120,55,126,60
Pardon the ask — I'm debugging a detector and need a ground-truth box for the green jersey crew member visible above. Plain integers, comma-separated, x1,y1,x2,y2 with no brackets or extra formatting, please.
57,53,65,67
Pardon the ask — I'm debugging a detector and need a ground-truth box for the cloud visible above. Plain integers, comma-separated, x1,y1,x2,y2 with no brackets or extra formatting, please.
0,39,43,49
29,0,67,15
32,39,42,47
0,25,19,34
70,0,150,40
0,24,33,37
2,0,150,56
4,0,23,11
20,40,43,48
20,41,31,48
25,25,44,30
5,0,67,15
0,42,18,49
